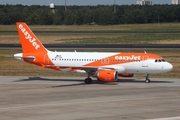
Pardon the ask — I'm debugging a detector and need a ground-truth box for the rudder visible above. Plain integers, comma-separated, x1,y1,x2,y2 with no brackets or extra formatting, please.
16,22,47,53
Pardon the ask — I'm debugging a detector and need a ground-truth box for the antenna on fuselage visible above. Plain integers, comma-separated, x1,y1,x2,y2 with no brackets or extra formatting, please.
144,47,147,54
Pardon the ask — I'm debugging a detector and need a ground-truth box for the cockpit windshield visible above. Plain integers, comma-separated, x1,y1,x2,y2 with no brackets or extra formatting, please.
155,59,166,62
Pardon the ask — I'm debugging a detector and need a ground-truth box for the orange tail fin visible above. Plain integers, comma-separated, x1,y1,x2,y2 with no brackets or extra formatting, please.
16,22,47,53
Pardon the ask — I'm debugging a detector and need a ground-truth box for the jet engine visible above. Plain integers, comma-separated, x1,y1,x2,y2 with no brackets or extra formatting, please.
97,70,118,82
118,73,134,77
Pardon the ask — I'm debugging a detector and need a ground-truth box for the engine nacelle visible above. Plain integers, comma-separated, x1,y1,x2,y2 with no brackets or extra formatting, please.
118,73,134,77
97,70,118,82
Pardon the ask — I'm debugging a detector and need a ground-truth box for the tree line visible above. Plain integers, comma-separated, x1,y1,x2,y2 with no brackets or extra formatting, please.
0,4,180,25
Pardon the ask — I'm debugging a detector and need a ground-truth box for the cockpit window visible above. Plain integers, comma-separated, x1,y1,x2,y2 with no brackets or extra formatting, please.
155,59,166,62
162,59,166,62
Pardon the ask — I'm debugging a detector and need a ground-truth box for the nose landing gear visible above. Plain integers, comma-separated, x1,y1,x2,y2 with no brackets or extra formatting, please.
145,74,150,83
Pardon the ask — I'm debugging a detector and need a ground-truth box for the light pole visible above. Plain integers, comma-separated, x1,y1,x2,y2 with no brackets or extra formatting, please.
65,0,67,11
114,0,116,13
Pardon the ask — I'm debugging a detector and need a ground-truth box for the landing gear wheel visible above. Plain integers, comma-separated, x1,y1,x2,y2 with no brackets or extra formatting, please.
84,78,92,84
145,73,150,83
145,79,150,83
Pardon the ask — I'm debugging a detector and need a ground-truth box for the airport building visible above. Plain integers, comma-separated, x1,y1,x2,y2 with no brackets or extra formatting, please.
136,0,152,5
172,0,180,4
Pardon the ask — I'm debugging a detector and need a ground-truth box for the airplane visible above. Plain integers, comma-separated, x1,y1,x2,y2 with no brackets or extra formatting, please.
14,22,173,84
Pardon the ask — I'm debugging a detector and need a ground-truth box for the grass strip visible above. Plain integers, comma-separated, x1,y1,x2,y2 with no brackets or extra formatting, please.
1,23,180,32
0,34,180,44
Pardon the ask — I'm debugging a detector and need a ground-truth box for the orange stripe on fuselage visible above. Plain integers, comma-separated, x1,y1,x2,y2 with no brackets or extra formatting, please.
84,52,162,67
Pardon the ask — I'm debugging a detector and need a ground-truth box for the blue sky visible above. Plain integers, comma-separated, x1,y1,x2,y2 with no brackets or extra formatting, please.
0,0,171,6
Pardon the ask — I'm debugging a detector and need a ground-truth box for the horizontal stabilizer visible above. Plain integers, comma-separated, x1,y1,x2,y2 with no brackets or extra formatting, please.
14,53,35,61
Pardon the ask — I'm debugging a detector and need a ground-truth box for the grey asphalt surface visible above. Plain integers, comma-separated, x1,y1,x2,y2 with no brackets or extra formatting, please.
0,76,180,120
1,31,180,35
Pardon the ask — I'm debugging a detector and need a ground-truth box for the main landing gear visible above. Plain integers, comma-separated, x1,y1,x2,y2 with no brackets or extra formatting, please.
145,73,150,83
84,78,92,84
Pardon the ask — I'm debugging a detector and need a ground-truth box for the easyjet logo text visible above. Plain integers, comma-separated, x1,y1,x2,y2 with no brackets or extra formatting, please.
115,55,141,61
19,24,40,50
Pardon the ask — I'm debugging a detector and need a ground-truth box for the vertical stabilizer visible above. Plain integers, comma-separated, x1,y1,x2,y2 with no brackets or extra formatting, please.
16,22,47,53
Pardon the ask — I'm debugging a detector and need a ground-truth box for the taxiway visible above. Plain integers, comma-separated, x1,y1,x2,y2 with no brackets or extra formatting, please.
0,76,180,120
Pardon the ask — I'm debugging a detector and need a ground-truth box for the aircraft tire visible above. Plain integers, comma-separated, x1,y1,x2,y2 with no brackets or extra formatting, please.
145,79,150,83
85,78,92,84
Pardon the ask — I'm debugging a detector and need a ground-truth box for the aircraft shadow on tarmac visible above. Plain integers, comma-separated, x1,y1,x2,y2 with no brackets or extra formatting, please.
14,77,118,87
13,76,173,87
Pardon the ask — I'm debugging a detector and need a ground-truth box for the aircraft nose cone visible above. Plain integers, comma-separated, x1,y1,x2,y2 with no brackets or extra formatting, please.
165,63,173,72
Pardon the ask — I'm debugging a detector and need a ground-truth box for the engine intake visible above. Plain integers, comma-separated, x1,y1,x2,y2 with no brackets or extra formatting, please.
97,70,118,82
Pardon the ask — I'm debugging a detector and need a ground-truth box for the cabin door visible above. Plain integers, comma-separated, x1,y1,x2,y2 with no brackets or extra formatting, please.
142,56,148,67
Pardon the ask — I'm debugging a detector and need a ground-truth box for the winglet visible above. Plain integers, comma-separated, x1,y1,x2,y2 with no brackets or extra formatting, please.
16,22,47,53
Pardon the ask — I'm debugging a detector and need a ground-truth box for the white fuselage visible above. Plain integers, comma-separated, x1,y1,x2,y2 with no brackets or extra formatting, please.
46,51,173,74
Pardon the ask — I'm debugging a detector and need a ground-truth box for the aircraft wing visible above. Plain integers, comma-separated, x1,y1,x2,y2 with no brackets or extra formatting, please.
48,65,125,74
